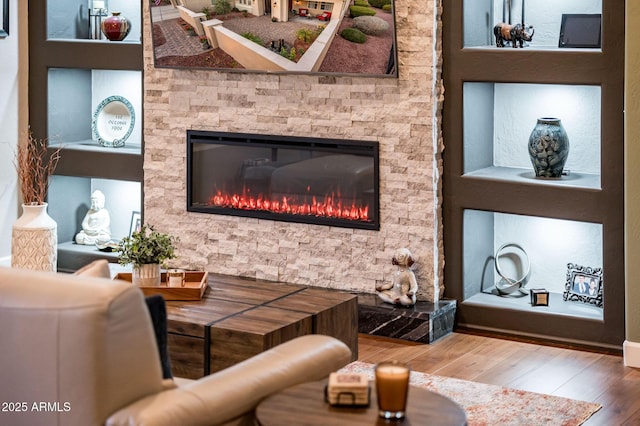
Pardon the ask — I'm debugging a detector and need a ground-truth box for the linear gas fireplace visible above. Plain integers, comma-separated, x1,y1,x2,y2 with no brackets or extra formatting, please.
187,131,379,230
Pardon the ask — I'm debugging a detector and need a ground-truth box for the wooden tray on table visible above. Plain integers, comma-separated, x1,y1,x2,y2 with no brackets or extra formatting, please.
114,271,208,301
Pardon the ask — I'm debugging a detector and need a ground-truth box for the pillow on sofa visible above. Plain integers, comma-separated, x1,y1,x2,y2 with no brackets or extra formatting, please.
74,260,173,379
144,294,173,379
73,259,112,278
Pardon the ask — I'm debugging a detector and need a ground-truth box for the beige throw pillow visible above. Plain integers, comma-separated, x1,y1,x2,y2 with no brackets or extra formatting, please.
73,259,112,279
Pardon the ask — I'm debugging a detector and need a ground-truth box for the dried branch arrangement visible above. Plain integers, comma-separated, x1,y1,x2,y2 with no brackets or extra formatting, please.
15,131,61,205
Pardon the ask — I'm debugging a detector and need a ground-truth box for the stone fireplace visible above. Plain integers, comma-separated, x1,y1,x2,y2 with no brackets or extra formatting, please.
187,130,379,230
142,0,444,302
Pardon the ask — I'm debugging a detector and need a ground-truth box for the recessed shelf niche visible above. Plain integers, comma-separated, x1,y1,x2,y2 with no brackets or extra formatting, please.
464,82,601,189
463,0,602,49
47,0,141,42
463,209,603,320
48,175,141,245
47,68,142,154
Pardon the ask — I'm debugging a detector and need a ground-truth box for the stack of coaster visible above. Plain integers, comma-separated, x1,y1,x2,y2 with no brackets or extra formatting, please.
326,372,370,406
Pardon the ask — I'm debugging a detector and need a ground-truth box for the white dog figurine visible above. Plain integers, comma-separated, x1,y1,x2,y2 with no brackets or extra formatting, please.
376,248,418,306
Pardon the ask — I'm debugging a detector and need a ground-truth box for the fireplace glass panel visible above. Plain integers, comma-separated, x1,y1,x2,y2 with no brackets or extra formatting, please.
187,131,379,230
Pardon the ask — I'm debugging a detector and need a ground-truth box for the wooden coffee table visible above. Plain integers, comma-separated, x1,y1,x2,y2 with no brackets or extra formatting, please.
162,274,358,379
256,379,467,425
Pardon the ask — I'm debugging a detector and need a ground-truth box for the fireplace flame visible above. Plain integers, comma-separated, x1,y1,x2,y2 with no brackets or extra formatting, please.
209,188,371,222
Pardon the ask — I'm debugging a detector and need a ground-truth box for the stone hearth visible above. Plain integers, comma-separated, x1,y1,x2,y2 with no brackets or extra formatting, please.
358,293,456,343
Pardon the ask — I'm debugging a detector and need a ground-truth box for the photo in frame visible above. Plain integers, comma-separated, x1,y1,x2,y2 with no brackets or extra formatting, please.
1,0,9,38
129,211,142,237
563,263,603,307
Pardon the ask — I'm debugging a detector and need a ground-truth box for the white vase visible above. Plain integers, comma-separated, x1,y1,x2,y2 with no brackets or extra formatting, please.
132,263,161,287
11,203,58,272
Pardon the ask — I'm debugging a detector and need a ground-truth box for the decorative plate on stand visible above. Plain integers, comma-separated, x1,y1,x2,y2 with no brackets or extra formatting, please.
92,95,135,148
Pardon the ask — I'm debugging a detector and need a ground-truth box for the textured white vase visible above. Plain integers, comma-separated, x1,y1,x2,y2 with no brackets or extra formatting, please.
11,203,58,272
132,263,161,287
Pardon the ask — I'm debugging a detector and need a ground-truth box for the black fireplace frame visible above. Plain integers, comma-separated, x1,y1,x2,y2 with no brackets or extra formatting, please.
186,130,380,230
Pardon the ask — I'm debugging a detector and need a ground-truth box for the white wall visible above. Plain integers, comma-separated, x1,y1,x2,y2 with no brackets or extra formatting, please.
494,214,603,294
91,178,141,240
0,0,20,263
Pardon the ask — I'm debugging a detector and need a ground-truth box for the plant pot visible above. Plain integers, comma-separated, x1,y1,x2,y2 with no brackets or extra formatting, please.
101,12,131,41
11,203,57,272
132,263,161,287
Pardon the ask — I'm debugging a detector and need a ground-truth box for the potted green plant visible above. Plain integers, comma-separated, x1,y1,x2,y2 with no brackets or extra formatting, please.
117,224,178,286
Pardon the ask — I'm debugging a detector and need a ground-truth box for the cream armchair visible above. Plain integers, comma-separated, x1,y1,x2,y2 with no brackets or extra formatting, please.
0,266,352,426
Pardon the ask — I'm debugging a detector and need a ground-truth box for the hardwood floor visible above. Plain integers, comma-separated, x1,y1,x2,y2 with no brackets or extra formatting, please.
357,332,640,425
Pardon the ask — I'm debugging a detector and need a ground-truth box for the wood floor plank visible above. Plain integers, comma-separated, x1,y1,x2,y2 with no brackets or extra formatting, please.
503,348,601,395
552,353,624,402
430,335,524,381
404,333,493,374
356,334,420,364
471,343,563,387
586,377,640,425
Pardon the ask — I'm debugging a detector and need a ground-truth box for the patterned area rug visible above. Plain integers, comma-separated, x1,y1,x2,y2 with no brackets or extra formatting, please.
340,361,601,426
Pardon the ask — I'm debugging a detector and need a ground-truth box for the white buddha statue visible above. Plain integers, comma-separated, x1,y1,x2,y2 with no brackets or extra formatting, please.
75,190,111,245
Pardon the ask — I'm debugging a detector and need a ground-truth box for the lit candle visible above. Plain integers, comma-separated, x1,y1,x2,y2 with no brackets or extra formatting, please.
375,362,410,418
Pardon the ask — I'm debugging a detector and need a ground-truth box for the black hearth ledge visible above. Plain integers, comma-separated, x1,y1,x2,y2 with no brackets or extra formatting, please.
357,293,456,344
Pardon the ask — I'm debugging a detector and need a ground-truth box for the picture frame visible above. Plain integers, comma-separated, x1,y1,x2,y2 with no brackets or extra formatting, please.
129,211,142,237
0,0,9,38
148,0,398,77
563,263,603,307
558,14,601,48
92,96,136,148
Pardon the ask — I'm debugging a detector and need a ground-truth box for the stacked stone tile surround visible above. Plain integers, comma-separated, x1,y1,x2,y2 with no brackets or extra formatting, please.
142,1,445,302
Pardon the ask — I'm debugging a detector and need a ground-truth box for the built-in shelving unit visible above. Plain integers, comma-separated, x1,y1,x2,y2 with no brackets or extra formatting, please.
28,0,143,272
443,0,624,348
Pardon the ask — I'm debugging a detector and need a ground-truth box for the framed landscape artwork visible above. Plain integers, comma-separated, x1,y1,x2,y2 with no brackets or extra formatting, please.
149,0,397,77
